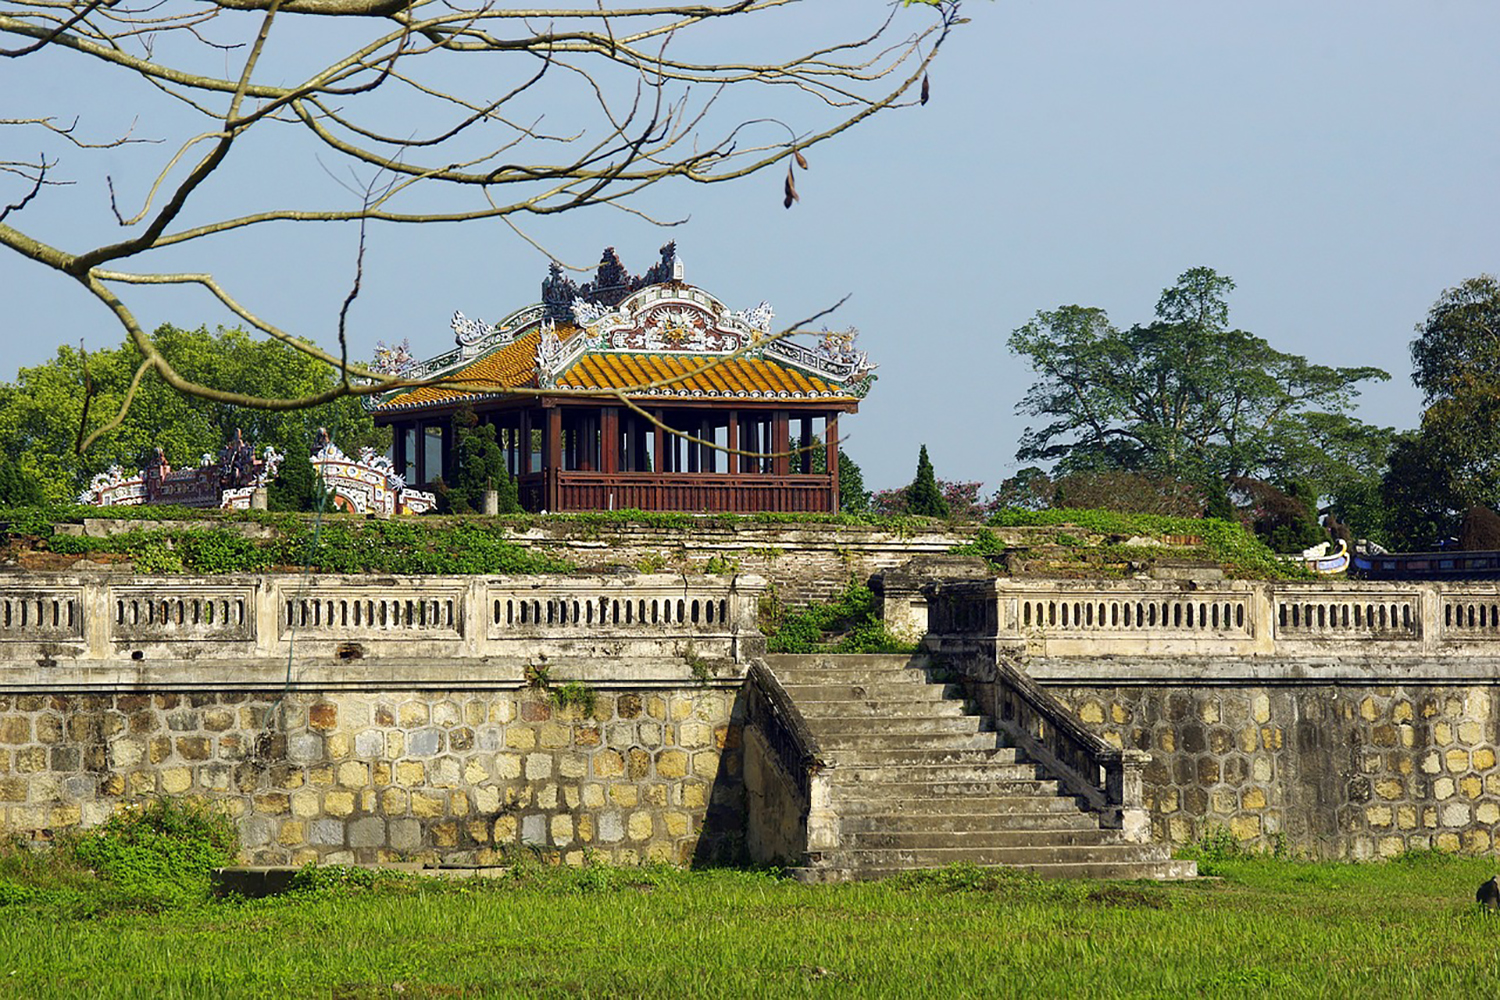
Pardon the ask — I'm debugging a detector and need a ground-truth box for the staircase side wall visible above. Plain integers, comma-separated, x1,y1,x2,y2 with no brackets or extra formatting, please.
741,726,809,865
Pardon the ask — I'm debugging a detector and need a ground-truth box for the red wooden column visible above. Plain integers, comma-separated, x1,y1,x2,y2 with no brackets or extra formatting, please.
798,415,813,474
519,409,532,474
653,409,665,476
545,405,562,511
772,410,790,476
415,422,428,487
601,406,619,474
826,412,841,512
727,410,739,471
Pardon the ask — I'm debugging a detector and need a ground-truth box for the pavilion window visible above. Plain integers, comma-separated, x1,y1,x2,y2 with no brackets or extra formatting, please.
422,425,443,485
403,427,417,484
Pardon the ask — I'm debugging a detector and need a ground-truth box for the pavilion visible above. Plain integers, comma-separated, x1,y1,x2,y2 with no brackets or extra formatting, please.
366,245,875,514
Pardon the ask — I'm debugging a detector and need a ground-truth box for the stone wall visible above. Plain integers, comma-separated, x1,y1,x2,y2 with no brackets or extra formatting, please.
1043,678,1500,860
0,685,745,867
496,521,970,606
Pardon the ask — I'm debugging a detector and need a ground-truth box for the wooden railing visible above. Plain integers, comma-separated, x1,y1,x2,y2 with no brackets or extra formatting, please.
555,472,834,514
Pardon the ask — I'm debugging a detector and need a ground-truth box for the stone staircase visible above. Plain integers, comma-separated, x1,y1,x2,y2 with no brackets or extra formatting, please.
765,653,1194,880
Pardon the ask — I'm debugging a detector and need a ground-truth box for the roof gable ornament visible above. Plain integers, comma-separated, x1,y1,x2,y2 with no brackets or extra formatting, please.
731,302,775,336
452,310,493,360
535,319,565,388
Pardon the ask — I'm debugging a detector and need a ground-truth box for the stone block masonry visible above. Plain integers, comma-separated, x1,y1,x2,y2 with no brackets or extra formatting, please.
495,521,971,607
0,687,744,866
1041,678,1500,860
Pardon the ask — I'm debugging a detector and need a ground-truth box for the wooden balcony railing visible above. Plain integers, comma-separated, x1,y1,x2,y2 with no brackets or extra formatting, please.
552,472,834,514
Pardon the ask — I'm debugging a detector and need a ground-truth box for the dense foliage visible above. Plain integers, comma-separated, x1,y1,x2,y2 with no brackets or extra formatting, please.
985,507,1308,579
434,406,521,515
1378,276,1500,549
266,446,334,514
25,513,573,575
0,798,236,916
762,580,917,654
1008,268,1389,488
0,325,385,505
837,451,870,514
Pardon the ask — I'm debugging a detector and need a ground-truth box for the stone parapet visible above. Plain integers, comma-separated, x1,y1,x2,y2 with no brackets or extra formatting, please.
0,572,765,669
925,577,1500,659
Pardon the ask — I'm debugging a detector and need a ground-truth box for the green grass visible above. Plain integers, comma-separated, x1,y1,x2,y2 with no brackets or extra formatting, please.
2,856,1500,997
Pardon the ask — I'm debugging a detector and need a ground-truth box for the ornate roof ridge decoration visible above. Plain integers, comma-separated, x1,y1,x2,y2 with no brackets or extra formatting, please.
79,430,284,509
553,281,875,393
310,427,435,516
367,243,876,405
543,243,681,323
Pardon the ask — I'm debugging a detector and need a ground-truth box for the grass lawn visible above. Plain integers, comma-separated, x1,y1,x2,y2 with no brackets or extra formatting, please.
2,856,1500,998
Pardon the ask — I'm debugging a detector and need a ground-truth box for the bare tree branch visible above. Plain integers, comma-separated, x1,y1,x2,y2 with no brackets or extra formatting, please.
2,0,962,450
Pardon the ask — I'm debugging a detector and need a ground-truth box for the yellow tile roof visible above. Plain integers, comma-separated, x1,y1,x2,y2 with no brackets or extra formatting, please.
373,330,857,413
374,326,573,411
558,353,850,399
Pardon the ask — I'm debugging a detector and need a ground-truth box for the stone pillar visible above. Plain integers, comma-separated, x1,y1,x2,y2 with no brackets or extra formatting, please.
250,487,269,511
483,489,499,516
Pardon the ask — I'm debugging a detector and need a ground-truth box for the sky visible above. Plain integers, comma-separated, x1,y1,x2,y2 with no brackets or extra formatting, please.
2,1,1498,493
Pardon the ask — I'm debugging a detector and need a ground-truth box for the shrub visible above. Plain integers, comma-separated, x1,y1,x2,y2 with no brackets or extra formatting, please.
65,798,238,911
763,580,915,654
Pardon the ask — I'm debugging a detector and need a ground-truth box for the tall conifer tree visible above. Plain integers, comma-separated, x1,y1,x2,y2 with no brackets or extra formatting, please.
906,445,949,518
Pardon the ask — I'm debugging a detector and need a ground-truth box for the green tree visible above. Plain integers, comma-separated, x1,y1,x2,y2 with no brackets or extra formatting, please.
267,450,333,513
0,325,385,503
838,452,870,515
1008,268,1389,491
906,445,950,518
441,407,520,514
0,456,43,507
1381,275,1500,548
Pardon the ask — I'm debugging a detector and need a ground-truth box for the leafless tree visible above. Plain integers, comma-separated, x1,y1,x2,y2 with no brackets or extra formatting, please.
1,0,961,450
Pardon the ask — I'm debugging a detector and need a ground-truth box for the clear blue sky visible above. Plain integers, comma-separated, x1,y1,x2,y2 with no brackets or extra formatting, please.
3,2,1497,493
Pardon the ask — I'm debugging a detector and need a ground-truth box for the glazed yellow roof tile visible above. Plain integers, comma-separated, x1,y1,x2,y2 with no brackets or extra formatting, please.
375,333,857,412
558,353,852,399
375,327,569,410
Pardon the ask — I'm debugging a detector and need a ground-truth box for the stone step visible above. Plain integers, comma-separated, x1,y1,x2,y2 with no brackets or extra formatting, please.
779,684,965,705
849,859,1198,881
810,715,985,737
839,811,1102,833
821,747,1024,767
816,732,1000,752
843,828,1122,850
774,668,948,683
776,663,946,678
793,699,970,719
833,843,1174,868
829,762,1047,784
830,780,1073,802
765,653,932,671
832,795,1090,817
